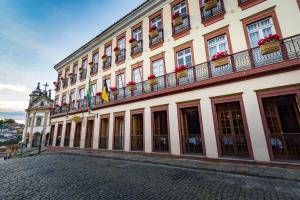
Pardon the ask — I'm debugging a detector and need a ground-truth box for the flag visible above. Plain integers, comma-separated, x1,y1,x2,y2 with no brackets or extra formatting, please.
102,80,109,102
86,78,92,109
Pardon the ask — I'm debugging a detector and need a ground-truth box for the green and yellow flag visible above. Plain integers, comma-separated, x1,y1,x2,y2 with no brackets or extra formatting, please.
102,80,109,102
86,78,92,108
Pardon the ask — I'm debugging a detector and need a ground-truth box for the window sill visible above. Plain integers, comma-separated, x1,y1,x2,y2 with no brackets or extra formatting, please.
149,40,164,51
131,51,143,59
116,60,125,66
172,28,191,41
201,12,225,27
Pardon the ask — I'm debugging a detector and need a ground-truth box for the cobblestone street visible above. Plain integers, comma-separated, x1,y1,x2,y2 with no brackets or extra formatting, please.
0,154,300,200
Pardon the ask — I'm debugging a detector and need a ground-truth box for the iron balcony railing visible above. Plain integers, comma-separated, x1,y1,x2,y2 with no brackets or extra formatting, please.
90,63,98,75
131,135,143,151
103,56,112,70
70,74,77,84
201,0,225,22
113,136,124,150
220,134,249,157
62,78,69,88
153,135,169,152
50,34,300,116
172,15,191,36
131,40,143,56
149,29,164,47
115,49,126,63
99,136,108,149
181,134,203,154
79,69,87,80
270,133,300,160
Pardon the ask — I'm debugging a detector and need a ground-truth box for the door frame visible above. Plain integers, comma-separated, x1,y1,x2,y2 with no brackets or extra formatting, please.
256,85,300,161
113,111,125,150
211,93,254,160
85,117,95,148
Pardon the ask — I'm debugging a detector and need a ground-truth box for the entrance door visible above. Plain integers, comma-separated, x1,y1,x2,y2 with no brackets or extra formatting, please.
215,101,249,158
85,120,94,148
64,123,71,147
131,113,143,151
56,124,62,146
74,122,81,147
262,94,300,159
153,110,169,152
49,125,54,146
179,107,203,154
99,118,109,149
32,132,41,147
114,116,124,150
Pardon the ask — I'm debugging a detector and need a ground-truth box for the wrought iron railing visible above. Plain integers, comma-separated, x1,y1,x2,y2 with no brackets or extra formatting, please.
90,63,98,75
149,29,164,47
153,135,169,152
115,49,126,63
201,0,225,21
131,40,143,56
270,133,300,159
103,56,112,70
131,135,143,151
70,74,77,84
113,136,124,150
79,69,87,80
50,34,300,116
172,15,190,36
62,78,69,88
99,136,108,149
55,82,61,91
220,134,249,157
181,134,203,154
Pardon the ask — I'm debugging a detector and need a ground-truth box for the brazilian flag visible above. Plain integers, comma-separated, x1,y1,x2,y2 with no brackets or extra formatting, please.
86,78,92,109
102,80,109,102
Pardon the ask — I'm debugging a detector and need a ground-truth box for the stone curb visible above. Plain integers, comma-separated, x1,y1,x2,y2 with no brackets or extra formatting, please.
42,151,300,182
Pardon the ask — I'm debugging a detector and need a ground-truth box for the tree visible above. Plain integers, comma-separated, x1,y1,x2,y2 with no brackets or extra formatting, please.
0,119,3,126
4,119,16,124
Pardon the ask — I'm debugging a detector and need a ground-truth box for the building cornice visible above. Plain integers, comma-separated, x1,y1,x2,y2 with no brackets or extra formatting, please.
54,0,167,71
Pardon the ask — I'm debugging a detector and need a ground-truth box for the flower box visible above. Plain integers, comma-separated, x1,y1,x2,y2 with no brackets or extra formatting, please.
211,51,228,68
102,55,107,62
127,81,137,91
89,61,94,68
175,65,188,79
129,38,137,48
148,74,157,86
205,0,217,11
258,34,281,55
149,26,158,38
110,87,119,96
96,92,101,96
79,67,83,72
172,12,183,27
114,47,121,56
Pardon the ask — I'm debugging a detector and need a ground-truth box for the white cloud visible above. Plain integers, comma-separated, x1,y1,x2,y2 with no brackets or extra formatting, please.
0,83,30,93
0,101,28,112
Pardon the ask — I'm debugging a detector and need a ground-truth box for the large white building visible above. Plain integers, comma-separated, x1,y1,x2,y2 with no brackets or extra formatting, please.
22,83,53,148
50,0,300,164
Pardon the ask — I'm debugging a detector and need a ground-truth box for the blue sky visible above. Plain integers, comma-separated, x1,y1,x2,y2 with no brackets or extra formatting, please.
0,0,145,123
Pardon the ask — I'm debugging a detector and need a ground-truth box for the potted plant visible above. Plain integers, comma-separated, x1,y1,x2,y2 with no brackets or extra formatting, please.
127,81,137,91
129,38,137,48
148,74,157,86
102,54,107,62
89,61,94,68
211,51,228,68
79,67,83,72
172,12,182,27
96,92,101,96
175,65,188,79
258,34,281,55
149,25,158,38
114,46,121,56
204,0,217,11
110,86,119,96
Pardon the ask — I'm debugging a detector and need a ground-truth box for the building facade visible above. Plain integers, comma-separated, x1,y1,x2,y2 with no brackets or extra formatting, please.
23,83,53,148
50,0,300,163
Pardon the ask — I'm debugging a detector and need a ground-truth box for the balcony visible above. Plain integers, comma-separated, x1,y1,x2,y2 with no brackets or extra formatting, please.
90,63,98,75
50,34,300,117
131,40,143,56
200,0,225,25
103,56,112,70
115,49,126,64
79,69,87,80
55,82,61,92
62,78,68,88
172,15,191,36
149,29,164,47
70,74,77,84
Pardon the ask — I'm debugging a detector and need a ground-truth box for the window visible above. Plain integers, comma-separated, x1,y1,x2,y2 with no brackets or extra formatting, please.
70,91,75,102
92,84,97,96
27,117,32,126
116,73,125,88
176,48,192,67
61,95,67,103
133,27,142,41
82,58,88,70
65,68,69,78
73,63,78,74
92,52,99,64
151,16,162,29
117,37,125,50
104,78,111,92
152,59,165,77
132,67,142,83
247,17,275,48
36,117,42,126
207,34,228,58
78,88,85,99
105,45,112,56
173,1,187,16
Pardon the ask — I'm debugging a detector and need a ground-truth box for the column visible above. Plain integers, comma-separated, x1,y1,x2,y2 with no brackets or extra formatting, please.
124,110,130,152
144,107,152,153
168,103,180,155
80,117,87,148
242,91,270,161
69,121,76,147
60,120,67,147
92,117,100,149
200,97,218,158
52,123,58,146
108,113,114,150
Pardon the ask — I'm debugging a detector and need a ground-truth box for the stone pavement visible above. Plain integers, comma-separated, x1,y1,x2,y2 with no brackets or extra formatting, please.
1,153,300,200
45,147,300,181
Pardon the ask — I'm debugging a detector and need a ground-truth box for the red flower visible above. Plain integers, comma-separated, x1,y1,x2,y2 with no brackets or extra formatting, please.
149,25,157,32
72,100,75,103
79,67,83,71
257,34,281,46
55,104,59,107
101,54,107,59
129,38,137,43
172,12,181,20
84,96,87,99
175,65,187,73
126,81,136,86
148,74,156,79
110,86,118,91
114,46,120,52
48,106,53,110
96,92,101,96
89,61,93,66
211,51,227,61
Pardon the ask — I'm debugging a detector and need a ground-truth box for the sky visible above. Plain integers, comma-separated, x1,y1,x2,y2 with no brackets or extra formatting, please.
0,0,145,123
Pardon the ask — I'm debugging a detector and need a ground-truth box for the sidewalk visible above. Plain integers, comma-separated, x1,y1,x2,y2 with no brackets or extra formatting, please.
45,147,300,181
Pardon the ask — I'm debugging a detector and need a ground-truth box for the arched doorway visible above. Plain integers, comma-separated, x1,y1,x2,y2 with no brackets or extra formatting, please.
32,132,41,147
